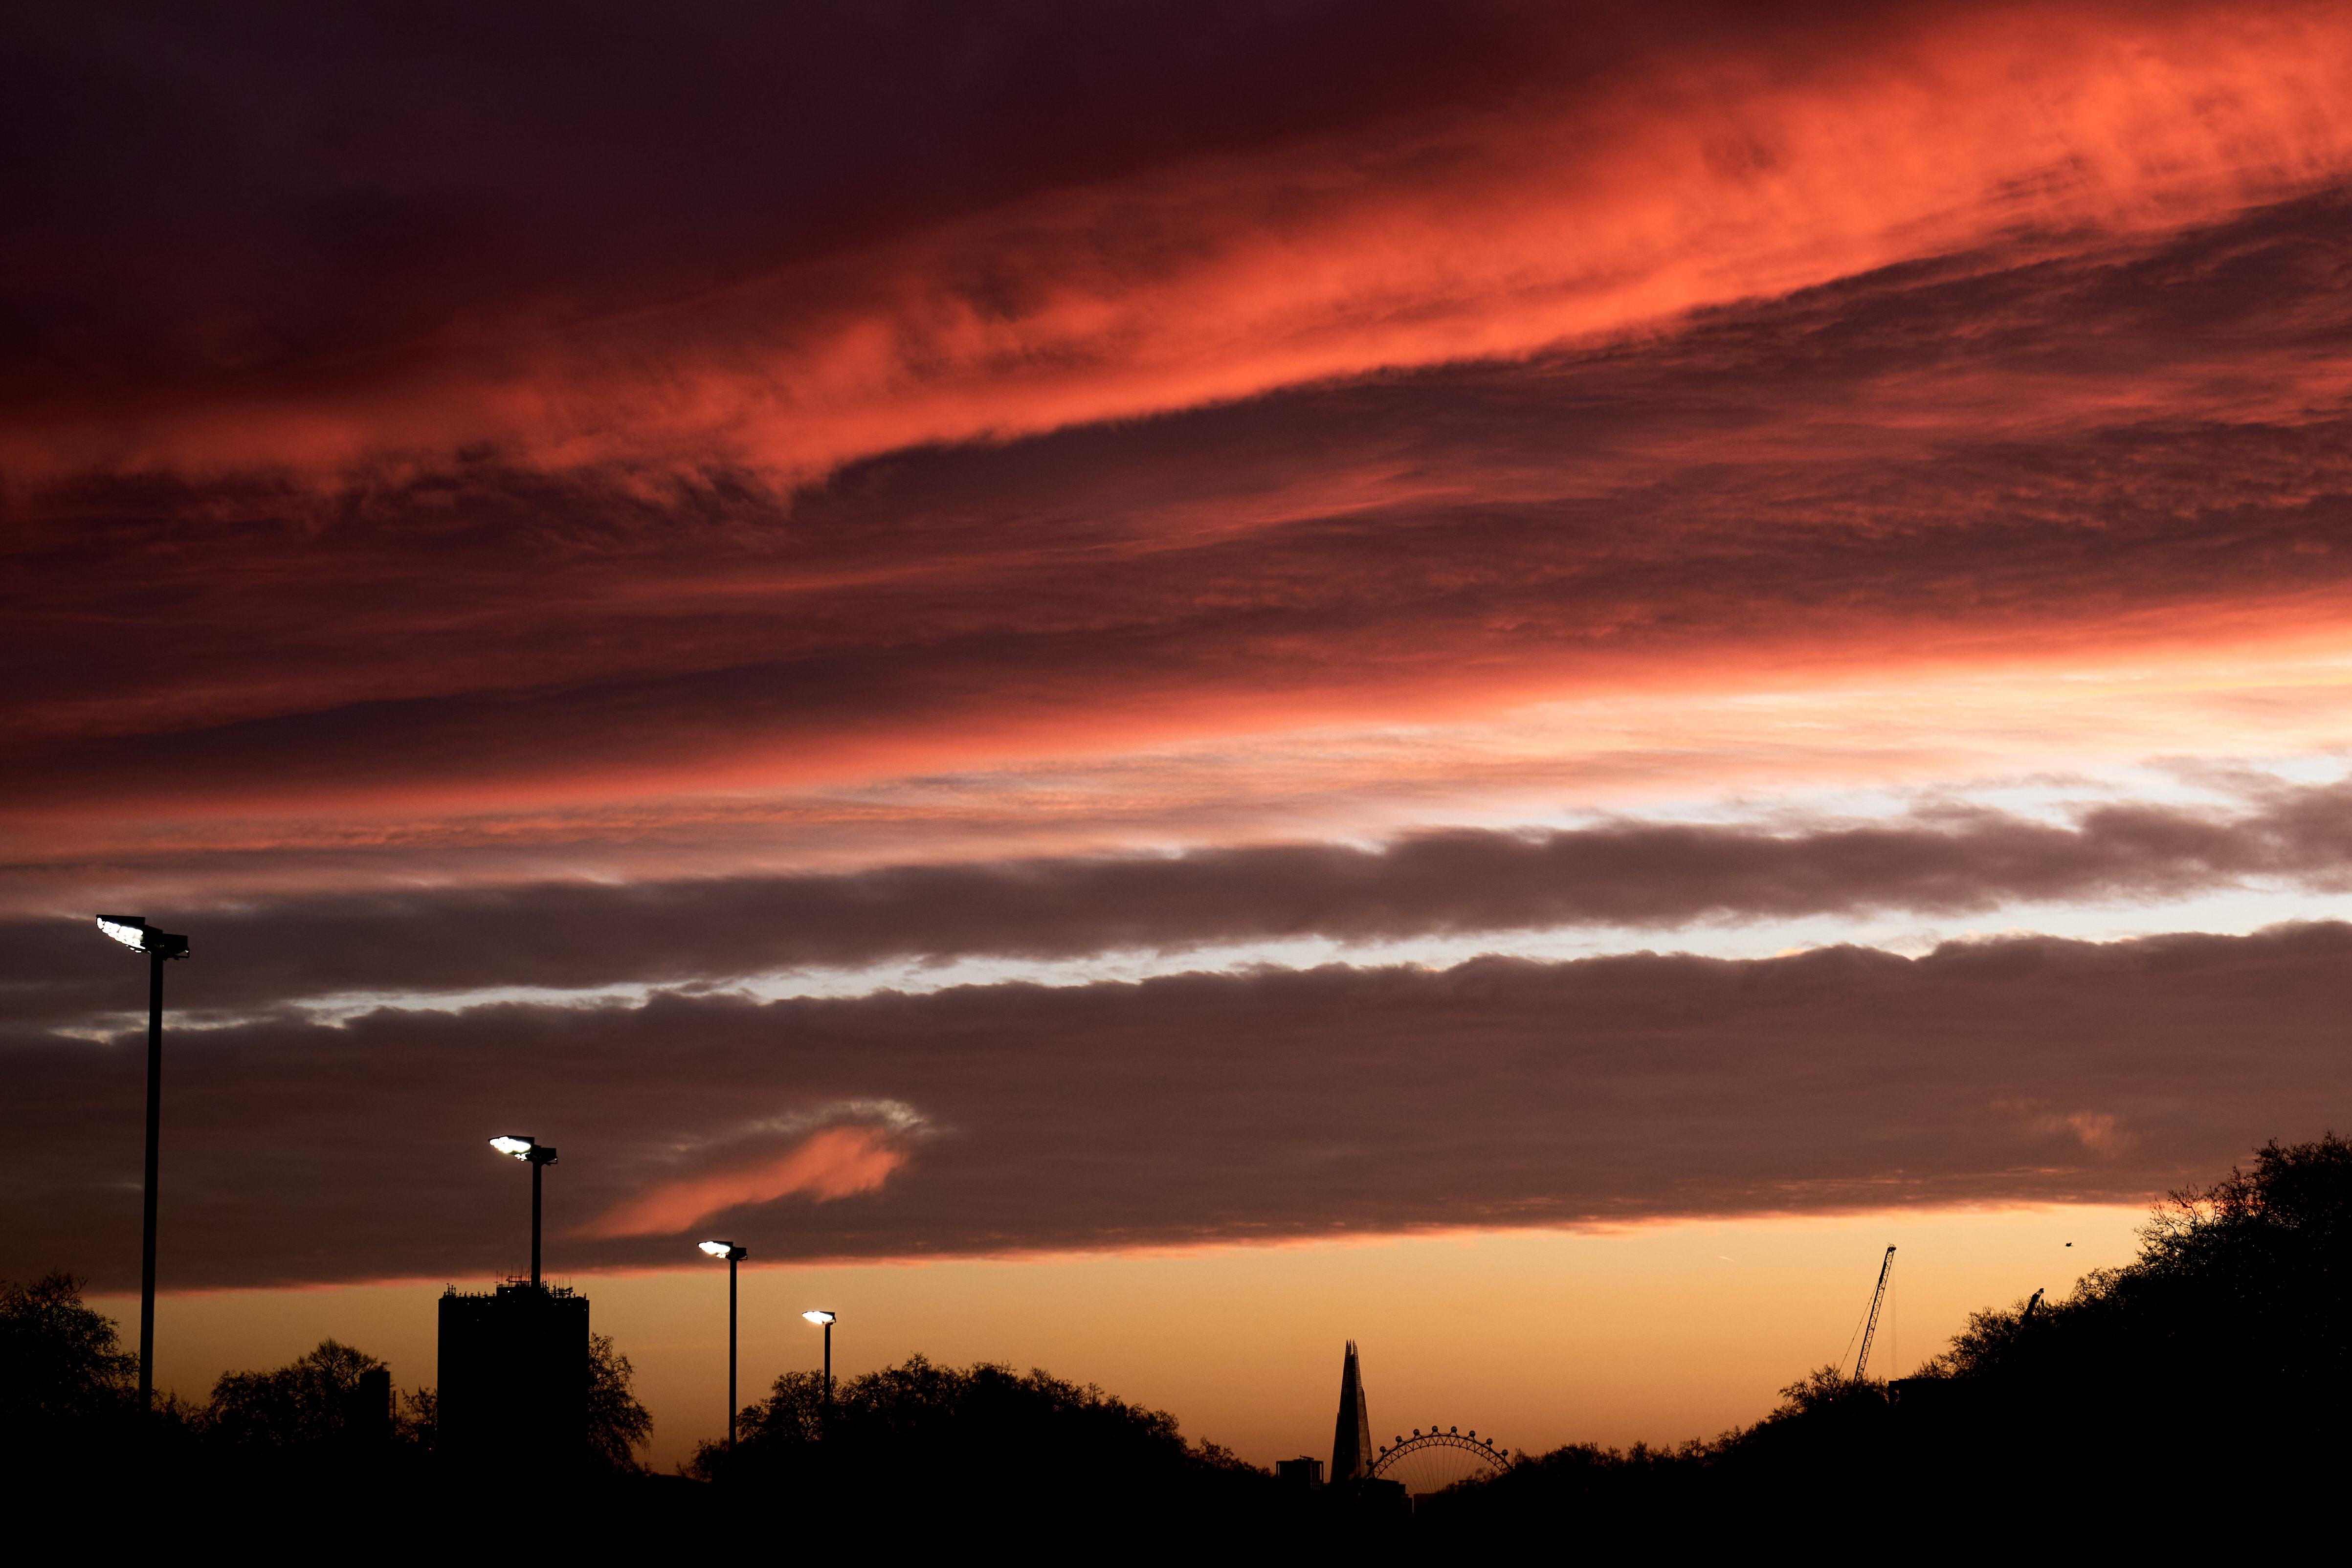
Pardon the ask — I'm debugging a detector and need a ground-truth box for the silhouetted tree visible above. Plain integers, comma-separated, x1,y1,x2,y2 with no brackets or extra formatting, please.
205,1338,388,1453
585,1332,652,1473
401,1384,438,1451
691,1354,1269,1542
0,1272,134,1431
0,1273,209,1515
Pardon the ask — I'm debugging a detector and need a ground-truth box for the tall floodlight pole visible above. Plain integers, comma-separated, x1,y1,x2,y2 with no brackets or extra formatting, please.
96,916,190,1413
804,1310,837,1407
699,1241,749,1447
488,1136,559,1285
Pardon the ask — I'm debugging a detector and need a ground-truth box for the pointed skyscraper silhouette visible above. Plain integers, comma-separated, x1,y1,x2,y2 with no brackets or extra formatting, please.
1331,1339,1374,1482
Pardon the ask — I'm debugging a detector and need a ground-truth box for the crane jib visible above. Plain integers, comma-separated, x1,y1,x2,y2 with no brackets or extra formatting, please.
1853,1245,1897,1382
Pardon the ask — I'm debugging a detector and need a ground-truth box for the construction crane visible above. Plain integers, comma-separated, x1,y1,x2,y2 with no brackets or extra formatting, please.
1852,1246,1897,1381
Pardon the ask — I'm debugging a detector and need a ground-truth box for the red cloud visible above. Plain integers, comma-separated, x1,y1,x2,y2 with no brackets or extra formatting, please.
582,1126,908,1239
8,3,2352,488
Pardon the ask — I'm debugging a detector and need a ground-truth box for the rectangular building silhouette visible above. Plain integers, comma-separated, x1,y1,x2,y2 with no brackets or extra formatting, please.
438,1282,590,1472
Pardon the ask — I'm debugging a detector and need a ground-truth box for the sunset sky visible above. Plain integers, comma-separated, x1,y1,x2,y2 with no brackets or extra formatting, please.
9,0,2352,1470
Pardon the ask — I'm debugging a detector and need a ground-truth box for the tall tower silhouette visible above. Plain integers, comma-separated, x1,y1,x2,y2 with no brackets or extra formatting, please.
1331,1340,1373,1481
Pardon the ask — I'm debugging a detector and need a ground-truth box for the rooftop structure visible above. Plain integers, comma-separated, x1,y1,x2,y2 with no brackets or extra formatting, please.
1276,1456,1326,1488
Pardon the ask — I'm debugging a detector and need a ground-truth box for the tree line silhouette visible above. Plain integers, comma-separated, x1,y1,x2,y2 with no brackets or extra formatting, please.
1,1282,657,1543
688,1354,1270,1538
11,1136,2351,1546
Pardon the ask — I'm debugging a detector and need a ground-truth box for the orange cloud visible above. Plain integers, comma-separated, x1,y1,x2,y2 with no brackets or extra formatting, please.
585,1126,908,1239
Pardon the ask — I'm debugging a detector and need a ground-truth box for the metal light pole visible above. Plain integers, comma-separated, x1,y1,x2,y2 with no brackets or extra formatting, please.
804,1309,837,1407
96,916,190,1413
699,1241,748,1447
488,1136,559,1285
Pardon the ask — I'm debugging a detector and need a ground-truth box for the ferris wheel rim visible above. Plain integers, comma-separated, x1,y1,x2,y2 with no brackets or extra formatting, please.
1366,1425,1512,1480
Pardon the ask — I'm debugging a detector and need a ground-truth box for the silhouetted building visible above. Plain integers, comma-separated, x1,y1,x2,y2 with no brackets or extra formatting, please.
438,1281,589,1473
349,1365,394,1445
1331,1340,1373,1482
1277,1456,1326,1488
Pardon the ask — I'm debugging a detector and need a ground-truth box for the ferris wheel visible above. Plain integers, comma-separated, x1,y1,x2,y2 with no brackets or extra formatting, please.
1368,1424,1512,1497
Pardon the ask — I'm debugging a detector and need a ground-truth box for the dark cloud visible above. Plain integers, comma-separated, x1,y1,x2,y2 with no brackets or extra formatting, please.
7,924,2349,1291
11,778,2352,1028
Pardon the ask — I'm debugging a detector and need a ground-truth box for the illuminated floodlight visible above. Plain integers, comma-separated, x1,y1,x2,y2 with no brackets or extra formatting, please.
95,915,190,959
95,912,194,1413
702,1239,750,1444
805,1309,838,1406
489,1134,558,1286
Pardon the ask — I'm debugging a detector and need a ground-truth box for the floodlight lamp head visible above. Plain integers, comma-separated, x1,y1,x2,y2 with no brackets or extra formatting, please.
700,1240,749,1261
803,1309,835,1325
488,1135,535,1158
95,915,190,959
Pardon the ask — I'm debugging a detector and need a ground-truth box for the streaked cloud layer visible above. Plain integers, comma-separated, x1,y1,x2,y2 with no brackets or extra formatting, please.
8,1,2352,1294
17,775,2352,1030
13,926,2351,1288
15,182,2352,860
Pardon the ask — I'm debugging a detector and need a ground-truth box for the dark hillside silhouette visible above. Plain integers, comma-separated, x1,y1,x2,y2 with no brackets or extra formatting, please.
1424,1134,2352,1547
